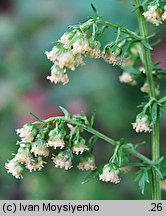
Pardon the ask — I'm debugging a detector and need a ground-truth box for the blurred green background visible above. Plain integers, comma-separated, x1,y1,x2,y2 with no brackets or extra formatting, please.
0,0,166,200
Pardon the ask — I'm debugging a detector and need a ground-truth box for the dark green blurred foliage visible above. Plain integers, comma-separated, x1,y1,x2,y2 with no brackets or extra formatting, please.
0,0,166,199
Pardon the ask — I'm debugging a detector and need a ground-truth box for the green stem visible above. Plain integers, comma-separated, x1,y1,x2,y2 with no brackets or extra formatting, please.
97,19,141,40
33,116,117,146
135,0,161,200
159,96,166,104
110,142,121,163
126,144,153,165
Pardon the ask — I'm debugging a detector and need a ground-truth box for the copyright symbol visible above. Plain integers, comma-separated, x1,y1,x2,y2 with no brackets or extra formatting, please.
3,203,16,213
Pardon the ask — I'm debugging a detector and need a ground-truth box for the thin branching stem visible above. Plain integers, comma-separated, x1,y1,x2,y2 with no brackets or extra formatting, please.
135,0,161,200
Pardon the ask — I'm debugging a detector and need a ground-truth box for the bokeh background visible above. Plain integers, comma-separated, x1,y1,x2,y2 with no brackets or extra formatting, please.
0,0,166,200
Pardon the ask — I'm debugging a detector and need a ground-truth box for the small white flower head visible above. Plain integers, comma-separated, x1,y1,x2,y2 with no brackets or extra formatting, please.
143,4,163,26
140,82,149,93
72,34,101,58
119,72,137,85
47,135,65,149
99,164,120,184
47,65,69,85
14,147,33,164
102,45,121,66
77,155,97,171
160,180,166,190
16,124,37,142
31,138,49,157
58,32,74,45
45,46,61,63
140,82,160,95
52,149,73,170
56,50,83,70
103,52,120,66
26,156,46,172
102,44,121,66
5,158,23,179
132,113,152,133
46,128,65,149
72,138,89,155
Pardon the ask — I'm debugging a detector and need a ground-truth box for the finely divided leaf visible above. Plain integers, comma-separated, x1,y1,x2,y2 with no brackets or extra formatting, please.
59,106,69,116
135,168,149,194
81,167,102,184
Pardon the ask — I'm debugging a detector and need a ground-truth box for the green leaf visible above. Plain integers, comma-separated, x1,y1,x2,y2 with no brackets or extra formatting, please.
120,42,131,64
155,156,164,165
142,40,153,50
151,102,158,125
90,110,96,126
153,166,163,179
91,3,97,14
81,167,102,184
135,141,146,149
135,168,149,194
73,113,89,125
59,106,69,116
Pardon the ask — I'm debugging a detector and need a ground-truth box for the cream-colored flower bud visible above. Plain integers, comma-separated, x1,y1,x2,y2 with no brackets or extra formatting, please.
140,82,160,96
132,113,152,133
31,139,49,157
15,147,33,164
77,155,96,171
72,35,101,58
102,52,120,66
99,165,120,184
47,65,69,85
119,72,137,85
26,157,46,172
45,47,60,63
52,151,73,170
16,124,37,142
72,138,89,155
47,135,65,149
160,180,166,190
5,158,23,179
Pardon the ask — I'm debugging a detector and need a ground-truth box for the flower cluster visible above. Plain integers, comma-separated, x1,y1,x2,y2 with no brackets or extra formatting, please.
5,112,97,178
143,4,166,26
99,164,121,184
6,110,127,185
132,113,152,133
45,19,132,85
45,24,102,85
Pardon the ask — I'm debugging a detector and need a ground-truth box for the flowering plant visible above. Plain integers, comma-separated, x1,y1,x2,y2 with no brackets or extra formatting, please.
6,0,166,200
